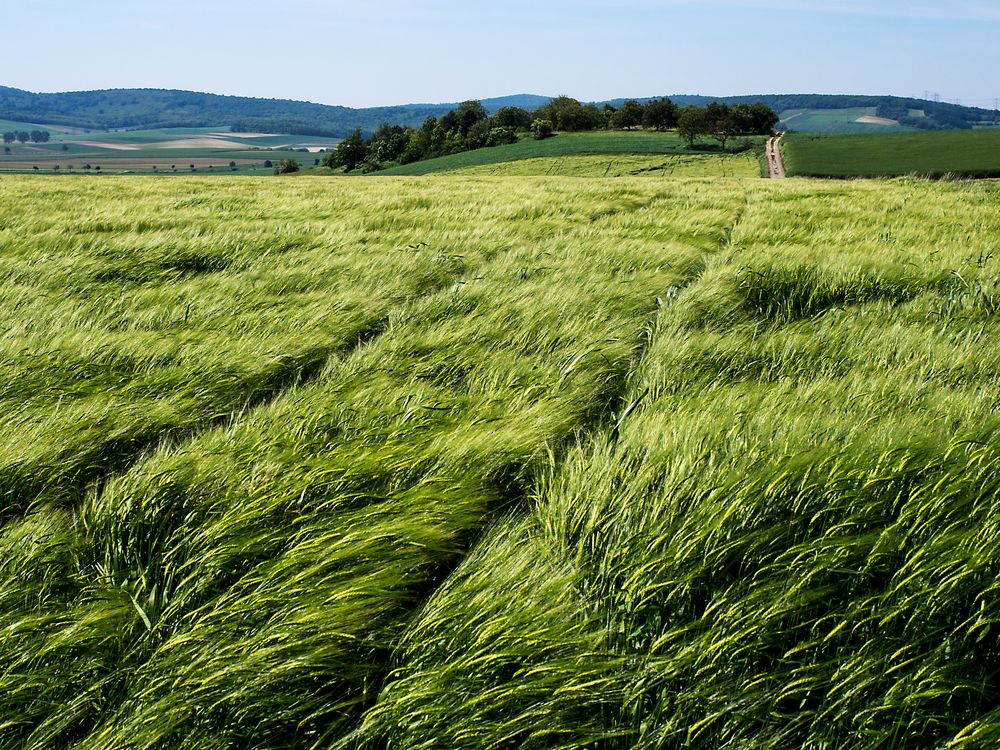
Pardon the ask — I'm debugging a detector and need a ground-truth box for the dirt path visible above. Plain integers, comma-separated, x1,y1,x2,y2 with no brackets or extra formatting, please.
766,133,786,178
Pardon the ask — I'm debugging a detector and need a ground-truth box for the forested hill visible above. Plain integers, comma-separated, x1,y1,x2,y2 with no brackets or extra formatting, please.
667,94,999,130
0,87,555,137
0,86,995,136
0,86,456,137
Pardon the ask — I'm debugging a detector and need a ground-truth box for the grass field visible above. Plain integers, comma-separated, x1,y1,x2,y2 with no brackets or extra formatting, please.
778,107,912,133
439,151,760,178
0,122,337,173
2,174,1000,749
783,128,1000,178
374,131,747,175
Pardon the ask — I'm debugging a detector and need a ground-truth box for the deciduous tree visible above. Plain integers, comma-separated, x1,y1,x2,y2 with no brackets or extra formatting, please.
455,100,488,136
324,129,368,172
705,102,739,149
492,106,533,131
642,98,679,131
677,106,707,146
611,100,645,130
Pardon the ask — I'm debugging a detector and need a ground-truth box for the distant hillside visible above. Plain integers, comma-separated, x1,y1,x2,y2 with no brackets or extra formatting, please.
1,86,995,136
0,87,552,138
0,86,455,137
628,94,998,131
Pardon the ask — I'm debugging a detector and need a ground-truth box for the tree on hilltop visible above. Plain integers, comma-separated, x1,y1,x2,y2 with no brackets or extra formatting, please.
533,96,600,131
642,98,679,131
611,100,645,130
492,106,533,131
455,100,489,136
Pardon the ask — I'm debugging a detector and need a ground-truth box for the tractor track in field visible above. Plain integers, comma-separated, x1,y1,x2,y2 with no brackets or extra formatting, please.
3,275,470,523
351,185,759,742
0,320,388,524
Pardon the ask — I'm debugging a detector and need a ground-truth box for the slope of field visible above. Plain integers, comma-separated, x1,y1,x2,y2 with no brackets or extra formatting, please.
778,107,912,132
375,132,740,175
784,129,1000,177
440,152,760,178
2,175,999,749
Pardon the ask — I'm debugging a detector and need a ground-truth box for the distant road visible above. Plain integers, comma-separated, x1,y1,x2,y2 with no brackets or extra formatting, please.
766,134,786,178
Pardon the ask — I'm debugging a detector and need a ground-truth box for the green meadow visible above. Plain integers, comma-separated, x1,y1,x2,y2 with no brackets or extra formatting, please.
1,172,1000,749
372,131,726,175
784,128,1000,178
778,107,912,133
438,151,760,178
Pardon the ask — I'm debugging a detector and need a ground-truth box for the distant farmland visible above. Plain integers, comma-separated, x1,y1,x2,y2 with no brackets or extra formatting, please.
779,106,913,132
0,123,339,173
783,128,1000,178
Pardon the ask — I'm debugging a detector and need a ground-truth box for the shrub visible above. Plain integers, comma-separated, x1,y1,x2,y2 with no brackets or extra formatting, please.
532,119,554,140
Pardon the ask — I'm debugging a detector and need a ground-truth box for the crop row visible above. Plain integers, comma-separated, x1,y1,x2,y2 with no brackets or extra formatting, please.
356,178,1000,748
0,176,748,748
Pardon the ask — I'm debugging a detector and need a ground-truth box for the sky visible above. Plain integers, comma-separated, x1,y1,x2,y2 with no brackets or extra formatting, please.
3,1,999,108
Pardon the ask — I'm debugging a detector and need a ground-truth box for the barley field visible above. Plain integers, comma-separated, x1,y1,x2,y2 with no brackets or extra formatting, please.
1,175,999,749
439,152,760,178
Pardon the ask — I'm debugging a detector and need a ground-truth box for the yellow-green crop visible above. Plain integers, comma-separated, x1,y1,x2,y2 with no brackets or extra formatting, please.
1,174,998,750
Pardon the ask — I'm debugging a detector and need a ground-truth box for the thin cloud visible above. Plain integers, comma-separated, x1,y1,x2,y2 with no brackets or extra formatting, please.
594,0,1000,22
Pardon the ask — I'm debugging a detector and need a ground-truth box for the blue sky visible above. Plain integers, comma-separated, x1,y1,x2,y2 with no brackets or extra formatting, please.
4,1,998,108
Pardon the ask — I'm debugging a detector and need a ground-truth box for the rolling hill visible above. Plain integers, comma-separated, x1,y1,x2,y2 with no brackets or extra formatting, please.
1,85,996,138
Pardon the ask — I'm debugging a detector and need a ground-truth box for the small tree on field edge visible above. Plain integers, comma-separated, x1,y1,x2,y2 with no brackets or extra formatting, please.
677,106,707,147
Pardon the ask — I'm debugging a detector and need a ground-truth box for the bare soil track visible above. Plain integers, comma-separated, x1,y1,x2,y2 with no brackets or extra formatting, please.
766,133,786,178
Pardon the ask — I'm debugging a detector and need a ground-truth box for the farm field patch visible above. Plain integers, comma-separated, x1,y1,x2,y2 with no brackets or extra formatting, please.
440,151,760,178
2,175,999,749
373,130,721,175
0,123,338,173
784,128,1000,177
778,106,911,132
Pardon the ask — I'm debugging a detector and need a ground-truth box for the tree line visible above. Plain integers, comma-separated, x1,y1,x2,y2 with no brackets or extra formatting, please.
324,100,521,173
3,130,50,144
324,97,779,173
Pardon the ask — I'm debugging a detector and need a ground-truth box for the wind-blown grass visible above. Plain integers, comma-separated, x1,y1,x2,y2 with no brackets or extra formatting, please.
2,175,999,749
439,152,759,179
0,175,748,748
354,178,1000,749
